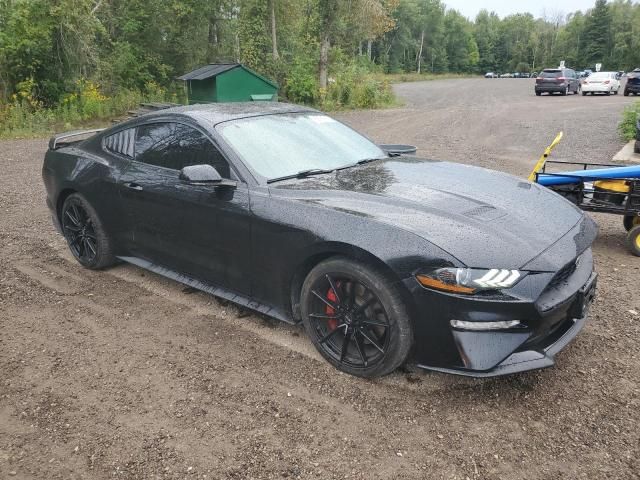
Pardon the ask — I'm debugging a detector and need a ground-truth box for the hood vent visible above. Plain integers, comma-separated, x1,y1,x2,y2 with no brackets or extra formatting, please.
464,205,507,221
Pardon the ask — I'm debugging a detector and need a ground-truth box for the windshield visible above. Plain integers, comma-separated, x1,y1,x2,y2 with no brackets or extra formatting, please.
216,113,386,180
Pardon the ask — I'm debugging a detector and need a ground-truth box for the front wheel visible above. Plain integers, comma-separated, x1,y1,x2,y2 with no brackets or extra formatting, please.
61,193,115,269
627,226,640,257
301,257,413,378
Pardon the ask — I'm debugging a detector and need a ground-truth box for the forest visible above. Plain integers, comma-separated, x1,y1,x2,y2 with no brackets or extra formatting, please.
0,0,639,134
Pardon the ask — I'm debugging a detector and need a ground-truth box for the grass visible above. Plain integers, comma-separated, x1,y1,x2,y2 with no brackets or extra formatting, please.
619,100,640,141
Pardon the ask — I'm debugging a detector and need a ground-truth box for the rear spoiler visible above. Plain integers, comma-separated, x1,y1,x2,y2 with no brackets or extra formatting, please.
48,128,105,150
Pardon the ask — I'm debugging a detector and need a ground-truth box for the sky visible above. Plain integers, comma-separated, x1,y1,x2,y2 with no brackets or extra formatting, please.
443,0,597,20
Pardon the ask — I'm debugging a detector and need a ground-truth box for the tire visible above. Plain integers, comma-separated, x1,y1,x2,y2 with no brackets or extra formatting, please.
61,193,115,269
626,225,640,257
614,88,619,95
624,89,630,96
606,90,611,96
535,91,541,96
582,91,587,96
561,86,568,96
300,257,413,378
624,215,640,232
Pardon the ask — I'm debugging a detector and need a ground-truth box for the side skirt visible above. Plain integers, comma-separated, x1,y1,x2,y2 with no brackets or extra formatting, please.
117,256,295,325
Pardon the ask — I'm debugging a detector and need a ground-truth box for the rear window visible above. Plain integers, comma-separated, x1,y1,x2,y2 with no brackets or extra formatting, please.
541,70,562,78
589,72,611,79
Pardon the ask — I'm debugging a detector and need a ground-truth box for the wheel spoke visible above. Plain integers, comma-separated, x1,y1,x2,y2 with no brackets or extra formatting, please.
64,223,81,232
308,313,338,320
71,204,84,226
340,330,353,363
359,328,385,354
65,209,80,227
325,274,341,303
361,320,388,328
85,238,97,256
354,332,368,367
318,325,345,344
312,290,339,310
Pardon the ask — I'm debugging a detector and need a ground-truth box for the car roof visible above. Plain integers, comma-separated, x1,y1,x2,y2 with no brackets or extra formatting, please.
151,102,319,127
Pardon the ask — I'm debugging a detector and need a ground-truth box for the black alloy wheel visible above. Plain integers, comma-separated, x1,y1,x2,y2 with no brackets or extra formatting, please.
61,193,115,269
301,258,413,378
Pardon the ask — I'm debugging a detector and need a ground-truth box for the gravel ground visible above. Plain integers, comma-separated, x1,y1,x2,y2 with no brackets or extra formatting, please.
1,78,639,480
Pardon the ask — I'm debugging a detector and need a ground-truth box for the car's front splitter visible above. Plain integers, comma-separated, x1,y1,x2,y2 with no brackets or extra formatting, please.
416,314,587,378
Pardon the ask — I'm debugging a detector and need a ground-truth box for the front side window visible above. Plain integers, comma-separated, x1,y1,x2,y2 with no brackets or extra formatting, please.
135,122,231,178
216,113,386,180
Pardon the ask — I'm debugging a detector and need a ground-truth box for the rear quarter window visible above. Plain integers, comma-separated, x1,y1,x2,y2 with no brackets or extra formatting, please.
103,129,135,158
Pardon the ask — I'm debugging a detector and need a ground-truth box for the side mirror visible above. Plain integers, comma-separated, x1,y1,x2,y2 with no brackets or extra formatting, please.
379,144,417,156
179,164,236,188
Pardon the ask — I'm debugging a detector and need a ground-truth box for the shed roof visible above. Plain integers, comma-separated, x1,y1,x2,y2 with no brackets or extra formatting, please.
177,63,239,81
177,63,279,88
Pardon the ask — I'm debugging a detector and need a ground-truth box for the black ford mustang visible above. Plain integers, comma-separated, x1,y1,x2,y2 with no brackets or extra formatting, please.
42,103,597,378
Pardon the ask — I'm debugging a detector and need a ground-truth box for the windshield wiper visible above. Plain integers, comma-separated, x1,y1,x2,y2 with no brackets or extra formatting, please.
267,168,335,184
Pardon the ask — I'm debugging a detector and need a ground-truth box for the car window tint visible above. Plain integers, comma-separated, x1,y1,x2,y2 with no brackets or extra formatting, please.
135,122,231,178
104,128,135,158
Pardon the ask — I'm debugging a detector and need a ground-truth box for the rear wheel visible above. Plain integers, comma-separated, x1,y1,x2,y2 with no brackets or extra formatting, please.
535,91,541,96
61,193,115,269
301,257,413,378
624,89,630,96
561,86,568,96
582,91,587,96
626,226,640,257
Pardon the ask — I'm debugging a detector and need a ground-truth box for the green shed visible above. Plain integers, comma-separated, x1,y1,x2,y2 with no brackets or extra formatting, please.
177,63,278,104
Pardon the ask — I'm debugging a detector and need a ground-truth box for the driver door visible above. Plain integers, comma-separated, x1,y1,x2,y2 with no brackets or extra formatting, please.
119,121,252,295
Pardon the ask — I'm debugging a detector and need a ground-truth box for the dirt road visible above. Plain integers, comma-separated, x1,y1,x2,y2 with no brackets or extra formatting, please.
1,78,639,479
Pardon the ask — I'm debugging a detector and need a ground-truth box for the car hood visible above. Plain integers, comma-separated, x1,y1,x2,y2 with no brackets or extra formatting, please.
271,157,594,270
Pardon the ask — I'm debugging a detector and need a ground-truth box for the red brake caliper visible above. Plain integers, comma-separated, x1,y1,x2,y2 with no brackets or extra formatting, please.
326,282,340,331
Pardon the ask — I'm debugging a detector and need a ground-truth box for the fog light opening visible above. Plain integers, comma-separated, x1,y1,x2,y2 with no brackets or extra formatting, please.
450,320,522,331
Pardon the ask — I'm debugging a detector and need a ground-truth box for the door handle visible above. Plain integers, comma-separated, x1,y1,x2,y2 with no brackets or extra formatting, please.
124,182,143,191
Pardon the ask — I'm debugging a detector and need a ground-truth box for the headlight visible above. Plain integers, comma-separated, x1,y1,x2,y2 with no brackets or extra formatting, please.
416,268,524,294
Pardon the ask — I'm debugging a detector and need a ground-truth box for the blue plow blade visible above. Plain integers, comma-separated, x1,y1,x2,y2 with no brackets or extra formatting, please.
536,165,640,186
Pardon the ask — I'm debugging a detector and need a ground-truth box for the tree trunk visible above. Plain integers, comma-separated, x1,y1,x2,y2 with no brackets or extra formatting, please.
367,39,372,60
270,0,279,60
319,33,330,89
417,29,424,73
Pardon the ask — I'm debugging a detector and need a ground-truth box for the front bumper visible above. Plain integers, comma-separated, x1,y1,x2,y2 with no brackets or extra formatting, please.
406,248,596,378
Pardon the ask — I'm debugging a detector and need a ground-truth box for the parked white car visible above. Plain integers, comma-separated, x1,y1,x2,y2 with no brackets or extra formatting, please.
581,72,621,95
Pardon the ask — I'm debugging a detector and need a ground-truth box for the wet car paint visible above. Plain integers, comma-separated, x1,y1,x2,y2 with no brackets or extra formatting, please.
42,103,597,376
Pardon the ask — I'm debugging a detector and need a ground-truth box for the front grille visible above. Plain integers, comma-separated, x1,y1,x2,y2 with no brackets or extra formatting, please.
547,258,579,290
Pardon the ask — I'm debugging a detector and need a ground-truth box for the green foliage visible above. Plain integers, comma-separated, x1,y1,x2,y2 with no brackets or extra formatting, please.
0,81,173,138
1,0,640,139
619,101,640,142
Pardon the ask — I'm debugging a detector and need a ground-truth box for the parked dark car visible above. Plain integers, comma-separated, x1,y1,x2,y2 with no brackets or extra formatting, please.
624,68,640,96
535,68,581,95
42,103,598,378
